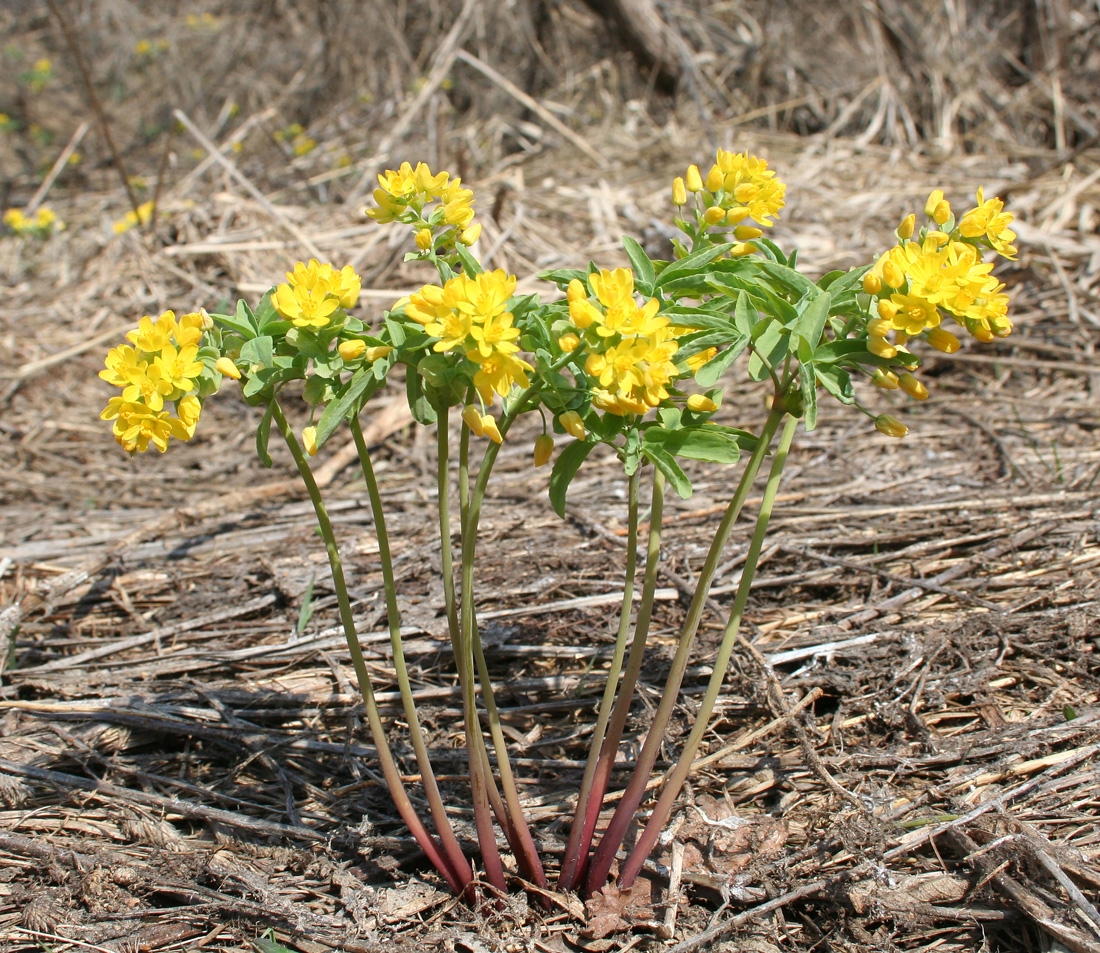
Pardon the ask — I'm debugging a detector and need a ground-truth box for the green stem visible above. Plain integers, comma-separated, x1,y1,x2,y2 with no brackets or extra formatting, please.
457,397,547,887
557,466,644,892
584,405,787,897
436,406,507,894
348,414,472,890
268,400,463,894
618,412,799,889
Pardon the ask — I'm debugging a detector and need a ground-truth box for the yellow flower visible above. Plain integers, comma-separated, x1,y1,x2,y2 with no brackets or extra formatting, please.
126,311,177,352
273,282,341,328
685,165,703,192
534,434,554,467
924,190,944,218
415,228,433,251
671,177,687,206
177,394,202,437
559,332,580,352
926,328,960,353
473,351,533,403
4,208,27,231
897,214,915,240
100,344,145,388
862,272,883,295
101,398,191,454
152,342,204,395
284,259,361,309
958,187,1017,259
459,223,482,245
871,368,899,389
706,149,786,226
884,291,941,336
364,345,393,362
113,201,155,234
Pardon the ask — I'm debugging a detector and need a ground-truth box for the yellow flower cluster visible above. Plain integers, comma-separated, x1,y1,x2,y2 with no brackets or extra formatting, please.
100,311,207,453
4,206,62,237
366,161,480,248
113,200,155,235
406,269,533,412
565,269,681,416
861,187,1016,405
673,149,786,254
272,259,361,329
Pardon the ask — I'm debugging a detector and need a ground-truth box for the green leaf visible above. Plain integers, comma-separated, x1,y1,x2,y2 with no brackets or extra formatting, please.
549,439,595,517
455,243,483,276
693,335,748,387
208,302,256,339
733,290,757,336
794,291,832,350
815,362,854,403
748,321,788,382
655,243,732,289
800,362,818,431
622,236,655,295
644,426,741,464
642,444,693,499
254,291,279,332
538,267,589,289
241,335,274,368
316,366,382,446
255,402,274,467
758,260,817,298
406,368,437,425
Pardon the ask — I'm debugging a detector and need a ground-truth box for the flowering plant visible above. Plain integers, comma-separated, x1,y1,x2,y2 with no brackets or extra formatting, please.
98,154,1016,906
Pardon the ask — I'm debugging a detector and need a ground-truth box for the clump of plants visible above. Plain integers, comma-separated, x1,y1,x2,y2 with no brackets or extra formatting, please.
98,153,1017,905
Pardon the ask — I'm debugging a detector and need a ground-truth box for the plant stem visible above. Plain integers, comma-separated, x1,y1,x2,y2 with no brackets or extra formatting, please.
268,400,463,894
348,414,472,890
557,467,643,892
617,412,799,889
584,405,786,897
558,466,665,892
435,406,507,894
457,400,547,888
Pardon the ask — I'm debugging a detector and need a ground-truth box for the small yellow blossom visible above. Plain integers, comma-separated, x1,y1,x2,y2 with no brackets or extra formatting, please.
460,223,482,246
671,177,687,206
926,328,960,353
685,165,703,192
480,414,503,444
871,368,899,389
897,214,915,240
559,332,580,352
862,272,883,295
364,345,394,362
958,187,1017,259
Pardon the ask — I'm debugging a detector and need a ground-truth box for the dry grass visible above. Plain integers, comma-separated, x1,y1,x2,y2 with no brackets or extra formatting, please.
2,2,1100,951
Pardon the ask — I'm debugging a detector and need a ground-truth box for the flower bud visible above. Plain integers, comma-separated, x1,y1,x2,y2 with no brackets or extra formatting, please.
415,228,433,251
731,242,756,257
567,278,587,303
215,356,241,379
687,394,718,413
925,328,960,353
560,410,585,440
897,213,915,240
877,298,900,321
685,164,704,192
671,177,687,206
867,336,897,359
302,425,319,456
882,260,906,289
871,368,899,389
966,320,995,343
925,230,949,246
875,414,909,438
734,224,763,241
338,339,367,361
569,298,597,329
481,414,503,444
931,200,951,225
862,272,882,295
364,345,394,362
867,317,892,338
704,165,723,192
897,373,929,400
704,206,726,226
534,433,554,467
459,222,482,246
461,405,485,436
559,332,580,352
724,206,750,226
924,189,944,218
